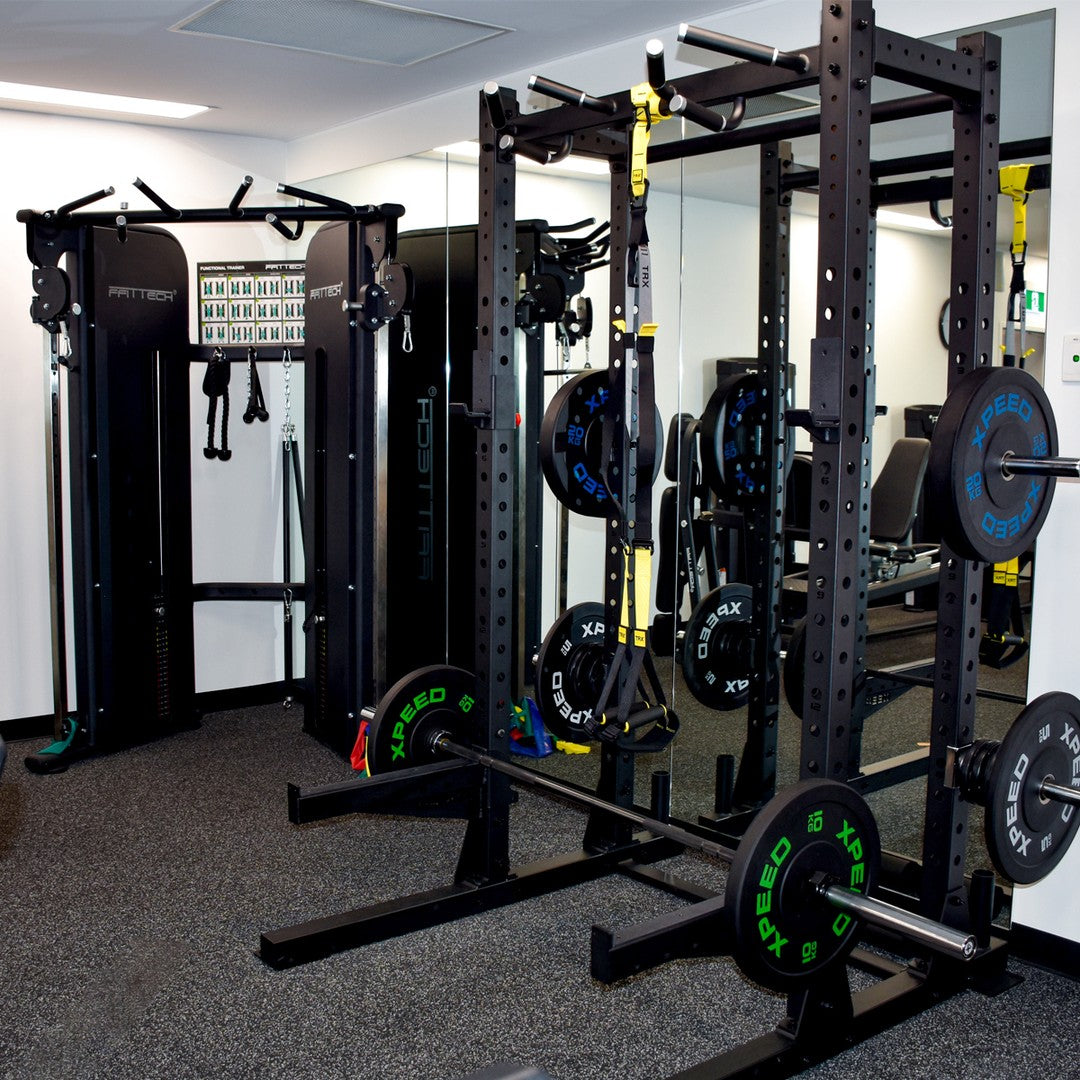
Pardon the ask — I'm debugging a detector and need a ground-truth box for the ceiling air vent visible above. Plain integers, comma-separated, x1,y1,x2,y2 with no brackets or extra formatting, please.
743,92,818,121
172,0,510,66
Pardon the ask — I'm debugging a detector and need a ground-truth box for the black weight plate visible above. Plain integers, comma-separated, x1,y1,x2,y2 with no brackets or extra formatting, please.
783,617,807,720
700,373,773,503
725,780,880,992
984,691,1080,884
681,584,752,710
928,366,1057,563
367,665,477,774
539,371,663,517
534,603,606,741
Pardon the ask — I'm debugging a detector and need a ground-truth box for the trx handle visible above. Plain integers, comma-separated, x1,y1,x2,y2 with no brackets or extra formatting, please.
597,702,674,736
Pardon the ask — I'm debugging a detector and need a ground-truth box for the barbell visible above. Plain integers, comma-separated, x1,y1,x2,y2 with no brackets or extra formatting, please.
359,664,978,992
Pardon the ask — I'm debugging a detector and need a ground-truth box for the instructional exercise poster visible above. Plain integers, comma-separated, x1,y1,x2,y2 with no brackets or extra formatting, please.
197,261,305,346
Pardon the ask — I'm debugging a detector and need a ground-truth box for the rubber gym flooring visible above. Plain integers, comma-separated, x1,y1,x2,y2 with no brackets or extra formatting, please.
1,604,1077,1079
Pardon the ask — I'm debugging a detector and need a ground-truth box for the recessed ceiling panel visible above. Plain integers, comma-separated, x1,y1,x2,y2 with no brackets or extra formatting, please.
173,0,510,66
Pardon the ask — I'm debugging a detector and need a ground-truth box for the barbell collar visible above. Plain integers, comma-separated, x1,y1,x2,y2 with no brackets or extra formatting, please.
816,878,977,960
1000,453,1080,479
1041,779,1080,807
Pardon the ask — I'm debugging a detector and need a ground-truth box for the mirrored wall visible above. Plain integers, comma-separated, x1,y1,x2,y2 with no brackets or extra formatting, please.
287,8,1053,840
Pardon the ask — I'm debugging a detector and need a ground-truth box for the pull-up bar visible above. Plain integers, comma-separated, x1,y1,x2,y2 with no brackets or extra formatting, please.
678,22,811,74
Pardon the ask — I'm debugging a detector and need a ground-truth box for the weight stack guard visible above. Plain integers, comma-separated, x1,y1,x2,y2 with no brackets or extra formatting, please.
303,211,405,757
28,222,195,756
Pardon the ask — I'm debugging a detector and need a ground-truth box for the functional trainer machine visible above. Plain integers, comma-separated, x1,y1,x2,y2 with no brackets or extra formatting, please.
20,180,409,766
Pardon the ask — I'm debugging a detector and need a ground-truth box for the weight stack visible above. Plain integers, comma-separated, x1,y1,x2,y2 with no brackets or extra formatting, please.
67,225,194,749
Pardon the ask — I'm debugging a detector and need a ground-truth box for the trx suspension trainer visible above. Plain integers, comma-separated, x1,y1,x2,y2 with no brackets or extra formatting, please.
586,72,677,752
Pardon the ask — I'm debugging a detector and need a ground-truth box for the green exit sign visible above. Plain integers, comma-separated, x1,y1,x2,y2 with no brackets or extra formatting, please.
1026,289,1047,314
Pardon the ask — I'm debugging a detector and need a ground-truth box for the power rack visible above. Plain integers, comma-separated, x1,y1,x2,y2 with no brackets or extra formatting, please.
263,4,1031,1077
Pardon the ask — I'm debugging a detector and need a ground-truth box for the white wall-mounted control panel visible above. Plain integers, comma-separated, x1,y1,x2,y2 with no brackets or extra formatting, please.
1062,334,1080,381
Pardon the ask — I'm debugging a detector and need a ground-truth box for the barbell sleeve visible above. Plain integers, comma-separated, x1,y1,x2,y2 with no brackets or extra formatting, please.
678,23,810,74
1000,454,1080,479
1041,779,1080,807
815,877,977,959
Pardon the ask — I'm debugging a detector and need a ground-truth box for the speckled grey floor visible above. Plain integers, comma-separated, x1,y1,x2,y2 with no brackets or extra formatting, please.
1,608,1077,1080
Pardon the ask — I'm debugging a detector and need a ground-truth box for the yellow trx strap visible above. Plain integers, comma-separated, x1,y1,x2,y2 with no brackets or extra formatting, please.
618,545,653,648
992,557,1020,588
999,164,1034,262
628,81,669,198
998,164,1038,364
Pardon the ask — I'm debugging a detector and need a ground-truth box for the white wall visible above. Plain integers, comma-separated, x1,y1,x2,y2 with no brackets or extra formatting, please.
0,110,295,719
1011,3,1080,944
